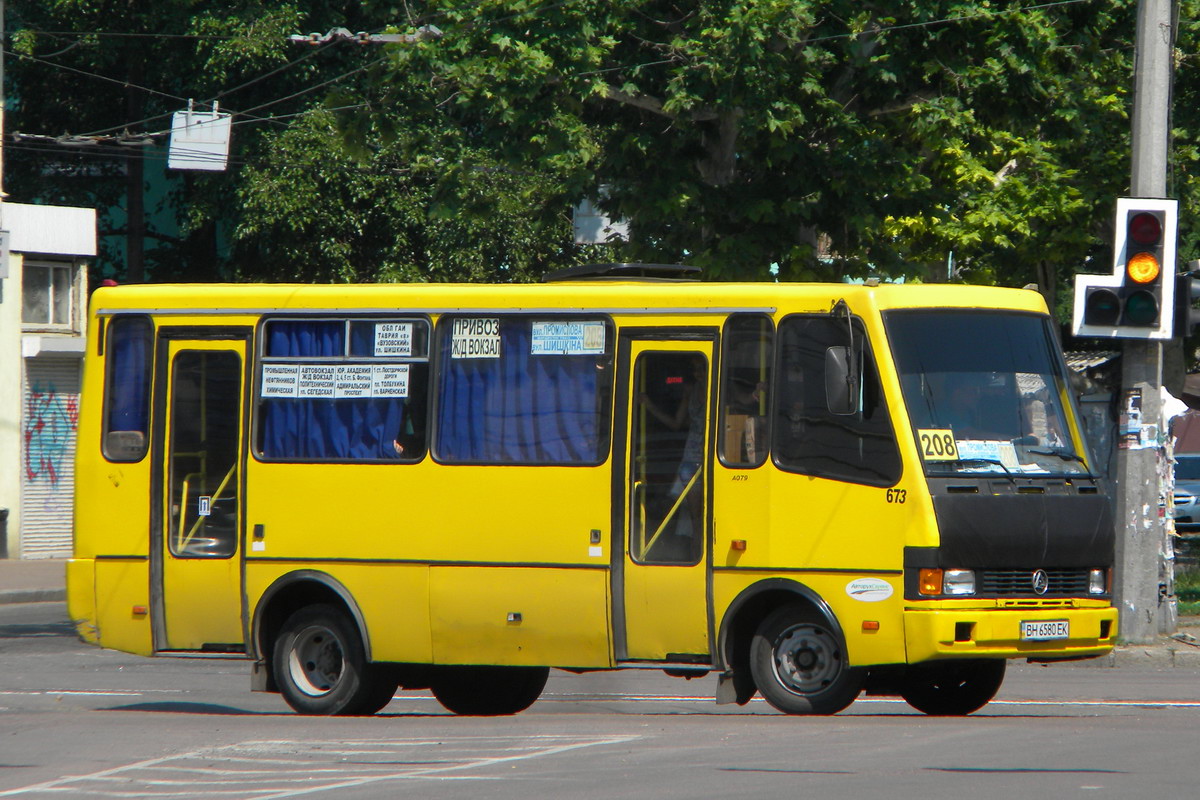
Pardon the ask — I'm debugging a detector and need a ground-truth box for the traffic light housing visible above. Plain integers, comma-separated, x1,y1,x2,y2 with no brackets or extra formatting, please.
1072,197,1178,339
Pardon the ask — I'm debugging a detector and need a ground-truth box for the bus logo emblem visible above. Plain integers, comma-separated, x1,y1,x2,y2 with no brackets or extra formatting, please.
1031,569,1049,595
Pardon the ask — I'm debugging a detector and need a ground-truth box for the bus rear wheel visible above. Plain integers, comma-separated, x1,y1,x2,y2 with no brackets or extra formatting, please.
899,659,1006,716
749,603,864,715
272,604,397,716
430,665,549,716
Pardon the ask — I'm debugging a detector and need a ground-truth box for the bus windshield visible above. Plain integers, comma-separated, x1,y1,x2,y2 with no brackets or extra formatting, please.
884,310,1088,477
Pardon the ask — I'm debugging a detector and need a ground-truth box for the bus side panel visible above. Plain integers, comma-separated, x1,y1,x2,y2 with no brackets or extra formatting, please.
429,567,611,668
92,558,153,655
712,571,907,668
713,468,931,667
242,463,611,565
66,558,98,644
244,562,435,664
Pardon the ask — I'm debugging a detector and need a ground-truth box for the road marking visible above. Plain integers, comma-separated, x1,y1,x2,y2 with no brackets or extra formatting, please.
0,735,640,799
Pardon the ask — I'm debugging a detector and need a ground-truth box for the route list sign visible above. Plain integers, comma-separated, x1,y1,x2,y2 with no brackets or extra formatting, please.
261,363,409,399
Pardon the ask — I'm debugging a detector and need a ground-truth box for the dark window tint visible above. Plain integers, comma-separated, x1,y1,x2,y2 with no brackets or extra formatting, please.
168,351,241,558
435,317,613,464
773,316,900,485
720,315,773,467
103,315,153,462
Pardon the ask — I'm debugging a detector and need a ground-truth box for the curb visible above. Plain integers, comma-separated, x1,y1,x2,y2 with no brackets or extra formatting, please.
1048,641,1200,669
0,589,66,606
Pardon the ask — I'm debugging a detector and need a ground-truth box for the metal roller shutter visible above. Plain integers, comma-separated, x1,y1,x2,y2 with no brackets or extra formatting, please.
20,356,81,559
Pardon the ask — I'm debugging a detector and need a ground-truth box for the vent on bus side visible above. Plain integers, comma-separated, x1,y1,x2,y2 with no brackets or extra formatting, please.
541,263,701,282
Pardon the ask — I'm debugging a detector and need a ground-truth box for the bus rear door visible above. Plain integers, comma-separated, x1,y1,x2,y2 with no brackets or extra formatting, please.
152,331,249,652
615,334,714,663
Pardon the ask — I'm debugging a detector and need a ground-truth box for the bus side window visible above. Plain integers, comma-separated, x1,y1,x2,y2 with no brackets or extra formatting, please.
720,314,773,467
772,316,901,486
434,316,613,465
256,318,430,462
102,315,153,462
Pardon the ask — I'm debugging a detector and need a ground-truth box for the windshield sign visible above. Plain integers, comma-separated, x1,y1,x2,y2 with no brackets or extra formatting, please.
885,311,1088,476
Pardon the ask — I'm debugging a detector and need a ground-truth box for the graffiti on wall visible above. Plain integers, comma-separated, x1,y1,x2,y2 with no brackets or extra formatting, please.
24,381,80,486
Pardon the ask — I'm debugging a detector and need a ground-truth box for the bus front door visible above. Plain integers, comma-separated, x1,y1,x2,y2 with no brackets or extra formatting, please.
152,335,248,652
616,337,714,663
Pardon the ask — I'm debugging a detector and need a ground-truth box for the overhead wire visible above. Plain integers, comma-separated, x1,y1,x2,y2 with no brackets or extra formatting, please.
7,0,1104,160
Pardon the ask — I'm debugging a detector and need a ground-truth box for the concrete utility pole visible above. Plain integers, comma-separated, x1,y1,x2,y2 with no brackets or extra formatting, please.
1117,0,1177,643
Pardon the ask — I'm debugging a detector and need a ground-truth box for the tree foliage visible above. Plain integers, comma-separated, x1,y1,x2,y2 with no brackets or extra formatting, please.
7,0,1200,312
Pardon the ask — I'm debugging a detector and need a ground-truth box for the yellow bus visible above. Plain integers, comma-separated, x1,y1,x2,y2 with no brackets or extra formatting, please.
69,264,1117,717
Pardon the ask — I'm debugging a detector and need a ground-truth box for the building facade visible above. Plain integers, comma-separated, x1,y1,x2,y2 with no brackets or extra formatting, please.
1,202,97,559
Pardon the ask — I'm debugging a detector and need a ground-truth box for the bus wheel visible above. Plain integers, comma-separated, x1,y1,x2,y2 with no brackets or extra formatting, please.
430,665,549,716
899,659,1006,716
749,603,864,715
272,604,397,716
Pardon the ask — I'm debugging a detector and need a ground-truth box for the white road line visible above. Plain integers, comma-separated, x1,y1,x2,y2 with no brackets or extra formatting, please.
0,735,641,799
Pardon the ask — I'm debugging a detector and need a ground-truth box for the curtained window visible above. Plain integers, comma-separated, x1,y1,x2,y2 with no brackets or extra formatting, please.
435,317,613,465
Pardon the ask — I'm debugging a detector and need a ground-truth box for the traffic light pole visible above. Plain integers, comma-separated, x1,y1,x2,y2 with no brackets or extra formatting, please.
1117,0,1176,643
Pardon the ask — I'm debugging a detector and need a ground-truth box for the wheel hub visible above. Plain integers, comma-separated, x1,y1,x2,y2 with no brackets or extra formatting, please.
288,624,345,697
773,624,841,695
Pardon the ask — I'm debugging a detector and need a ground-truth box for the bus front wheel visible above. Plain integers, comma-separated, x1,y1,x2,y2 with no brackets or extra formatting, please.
898,659,1006,716
272,603,397,716
749,603,864,715
430,665,549,716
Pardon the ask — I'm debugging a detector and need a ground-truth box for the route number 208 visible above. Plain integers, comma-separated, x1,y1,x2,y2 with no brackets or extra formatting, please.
917,429,959,462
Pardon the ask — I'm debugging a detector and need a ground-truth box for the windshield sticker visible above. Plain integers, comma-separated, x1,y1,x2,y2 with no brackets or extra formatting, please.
530,321,606,355
955,440,1020,471
371,364,409,398
261,364,301,397
451,317,501,359
846,578,893,602
374,322,413,357
917,429,959,461
334,365,373,398
262,363,408,399
297,365,337,397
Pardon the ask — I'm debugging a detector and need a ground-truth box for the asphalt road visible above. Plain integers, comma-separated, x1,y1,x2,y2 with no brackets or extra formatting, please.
3,602,1200,800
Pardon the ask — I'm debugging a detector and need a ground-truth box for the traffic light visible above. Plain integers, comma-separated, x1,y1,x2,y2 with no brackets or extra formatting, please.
1072,197,1178,339
1176,268,1200,338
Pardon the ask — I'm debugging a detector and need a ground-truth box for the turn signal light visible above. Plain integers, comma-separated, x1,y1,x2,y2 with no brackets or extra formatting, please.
919,568,942,596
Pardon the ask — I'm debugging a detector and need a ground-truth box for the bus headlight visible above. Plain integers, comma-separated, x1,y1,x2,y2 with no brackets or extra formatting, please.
918,568,976,596
943,569,976,596
1089,569,1108,595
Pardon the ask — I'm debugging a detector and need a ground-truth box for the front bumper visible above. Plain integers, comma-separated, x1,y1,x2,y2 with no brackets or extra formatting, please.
904,604,1118,663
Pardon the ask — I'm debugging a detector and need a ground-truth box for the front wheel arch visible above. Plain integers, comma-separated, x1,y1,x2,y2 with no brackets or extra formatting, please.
716,580,850,706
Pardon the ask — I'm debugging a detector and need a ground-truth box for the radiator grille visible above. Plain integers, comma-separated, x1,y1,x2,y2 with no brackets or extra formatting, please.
978,569,1092,597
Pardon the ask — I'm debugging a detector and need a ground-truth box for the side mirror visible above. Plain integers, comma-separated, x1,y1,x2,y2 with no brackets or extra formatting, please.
825,346,860,415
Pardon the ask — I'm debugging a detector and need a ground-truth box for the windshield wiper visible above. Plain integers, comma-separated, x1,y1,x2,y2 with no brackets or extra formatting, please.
1027,448,1089,468
1022,448,1089,465
948,457,1015,482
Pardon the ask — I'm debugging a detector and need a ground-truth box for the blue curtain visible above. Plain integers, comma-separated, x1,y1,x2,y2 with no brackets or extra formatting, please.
436,322,605,464
260,321,407,461
106,316,152,434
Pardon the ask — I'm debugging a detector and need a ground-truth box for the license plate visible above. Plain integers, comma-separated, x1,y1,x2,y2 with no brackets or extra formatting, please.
1021,620,1070,641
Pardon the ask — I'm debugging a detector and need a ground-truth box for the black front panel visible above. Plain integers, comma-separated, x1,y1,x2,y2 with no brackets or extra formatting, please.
929,487,1113,570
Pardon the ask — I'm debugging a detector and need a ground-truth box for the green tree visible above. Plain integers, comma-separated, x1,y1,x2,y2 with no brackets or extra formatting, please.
364,0,1138,301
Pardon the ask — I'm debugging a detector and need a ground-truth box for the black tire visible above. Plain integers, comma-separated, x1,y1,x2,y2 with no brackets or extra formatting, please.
430,665,549,716
272,604,398,716
749,603,864,715
899,659,1006,716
